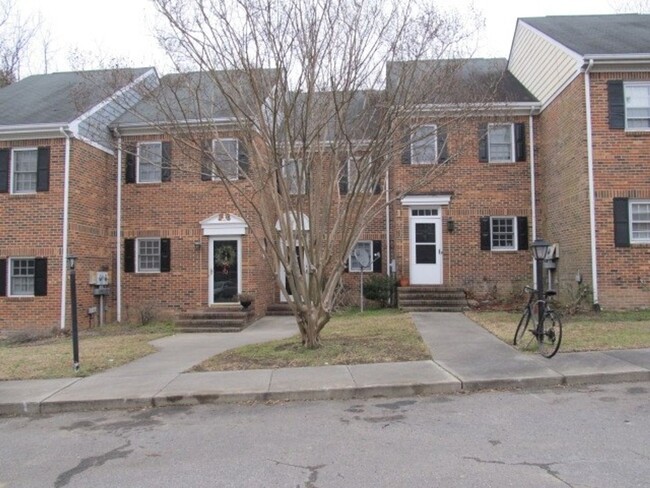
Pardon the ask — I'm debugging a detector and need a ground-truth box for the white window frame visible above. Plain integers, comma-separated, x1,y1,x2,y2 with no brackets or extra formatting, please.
488,123,515,163
282,158,306,195
212,138,240,181
136,238,161,273
348,240,373,272
410,124,438,165
490,217,517,251
347,156,375,193
8,257,35,297
624,82,650,131
136,142,162,183
10,147,38,194
630,200,650,243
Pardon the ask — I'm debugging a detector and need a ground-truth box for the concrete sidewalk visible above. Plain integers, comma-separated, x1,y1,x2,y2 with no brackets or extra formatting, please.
2,313,649,416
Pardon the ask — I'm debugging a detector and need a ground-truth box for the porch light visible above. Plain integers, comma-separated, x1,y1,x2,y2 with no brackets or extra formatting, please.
531,238,550,261
447,219,455,232
67,255,77,271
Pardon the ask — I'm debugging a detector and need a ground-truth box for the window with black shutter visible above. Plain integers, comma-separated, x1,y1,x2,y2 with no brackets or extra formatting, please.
0,149,9,193
36,147,50,192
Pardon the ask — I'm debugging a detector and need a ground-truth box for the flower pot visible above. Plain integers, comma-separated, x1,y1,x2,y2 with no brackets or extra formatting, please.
398,277,409,287
240,300,252,310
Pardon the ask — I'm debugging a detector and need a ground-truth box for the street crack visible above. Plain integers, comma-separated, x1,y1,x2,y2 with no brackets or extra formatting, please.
464,457,573,487
269,459,327,488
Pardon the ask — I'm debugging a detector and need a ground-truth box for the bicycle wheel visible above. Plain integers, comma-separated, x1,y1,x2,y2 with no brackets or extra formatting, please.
514,307,536,351
538,311,562,358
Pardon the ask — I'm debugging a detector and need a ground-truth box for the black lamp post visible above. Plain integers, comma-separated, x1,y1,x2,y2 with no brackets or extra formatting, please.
67,255,80,372
531,238,550,342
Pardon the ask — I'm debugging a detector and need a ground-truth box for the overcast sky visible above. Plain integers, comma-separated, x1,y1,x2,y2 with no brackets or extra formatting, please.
16,0,631,76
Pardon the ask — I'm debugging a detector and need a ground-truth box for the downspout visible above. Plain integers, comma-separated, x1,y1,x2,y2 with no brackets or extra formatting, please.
584,59,600,309
59,127,72,330
385,169,390,276
529,111,537,288
115,131,123,322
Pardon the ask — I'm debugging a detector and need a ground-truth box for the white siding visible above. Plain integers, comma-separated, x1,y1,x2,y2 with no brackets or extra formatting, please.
509,22,583,106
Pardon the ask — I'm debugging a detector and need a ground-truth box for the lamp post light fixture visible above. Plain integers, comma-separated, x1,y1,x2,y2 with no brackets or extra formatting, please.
67,255,80,372
530,238,550,345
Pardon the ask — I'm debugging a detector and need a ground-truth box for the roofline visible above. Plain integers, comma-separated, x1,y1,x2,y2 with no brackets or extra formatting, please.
414,101,541,116
112,117,240,136
0,123,70,140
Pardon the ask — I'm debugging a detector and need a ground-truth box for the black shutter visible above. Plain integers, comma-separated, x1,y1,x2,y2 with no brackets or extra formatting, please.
0,149,9,193
614,198,630,247
238,140,249,178
124,239,135,272
608,80,625,130
401,132,411,164
478,124,488,162
339,159,348,195
125,147,136,183
437,127,448,163
517,216,529,250
34,258,47,296
160,238,171,272
480,217,491,250
161,142,172,182
201,139,212,181
514,123,526,162
0,259,6,296
36,146,50,191
372,240,382,273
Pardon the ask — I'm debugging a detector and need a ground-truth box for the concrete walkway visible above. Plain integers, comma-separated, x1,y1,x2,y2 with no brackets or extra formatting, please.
2,313,649,416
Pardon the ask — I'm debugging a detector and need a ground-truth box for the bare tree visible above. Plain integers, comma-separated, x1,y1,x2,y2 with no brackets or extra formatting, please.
137,0,489,348
611,0,650,12
0,0,37,86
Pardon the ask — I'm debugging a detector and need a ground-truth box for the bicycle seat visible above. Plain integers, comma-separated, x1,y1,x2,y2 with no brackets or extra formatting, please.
544,290,557,297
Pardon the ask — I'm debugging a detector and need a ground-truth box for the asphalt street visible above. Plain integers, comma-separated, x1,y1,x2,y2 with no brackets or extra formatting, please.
1,382,649,487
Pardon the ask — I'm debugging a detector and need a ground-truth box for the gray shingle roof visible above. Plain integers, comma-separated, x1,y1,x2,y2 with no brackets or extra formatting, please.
522,14,650,56
387,58,537,105
0,67,151,126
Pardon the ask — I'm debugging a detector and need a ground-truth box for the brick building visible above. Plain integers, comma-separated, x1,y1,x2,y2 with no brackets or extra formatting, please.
1,14,649,331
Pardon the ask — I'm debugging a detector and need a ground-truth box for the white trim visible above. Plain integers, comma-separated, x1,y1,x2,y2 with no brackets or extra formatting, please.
584,59,599,307
212,138,240,181
401,194,451,207
629,200,650,244
135,237,162,273
59,128,72,329
410,124,437,165
487,123,515,163
7,257,36,297
529,113,538,288
136,141,163,184
409,211,443,285
489,216,518,251
201,213,248,236
413,102,541,116
112,117,238,136
9,147,38,194
623,82,650,132
116,136,123,322
275,212,310,231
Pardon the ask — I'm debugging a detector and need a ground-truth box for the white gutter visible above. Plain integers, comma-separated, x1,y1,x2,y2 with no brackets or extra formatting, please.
59,128,72,330
584,59,600,309
529,111,538,288
385,169,390,276
115,133,123,322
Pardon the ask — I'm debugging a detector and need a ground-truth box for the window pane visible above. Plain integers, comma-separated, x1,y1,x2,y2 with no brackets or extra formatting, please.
138,239,161,272
489,125,512,161
138,143,162,182
491,218,515,249
350,241,372,271
214,139,239,180
11,259,35,295
415,223,435,243
631,202,650,242
411,126,437,164
626,85,650,129
13,150,38,193
283,159,305,194
415,245,436,264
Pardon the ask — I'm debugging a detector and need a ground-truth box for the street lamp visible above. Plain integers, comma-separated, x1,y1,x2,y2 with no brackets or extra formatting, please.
67,255,80,372
530,238,550,343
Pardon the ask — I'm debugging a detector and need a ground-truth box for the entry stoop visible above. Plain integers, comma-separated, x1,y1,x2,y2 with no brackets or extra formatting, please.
176,305,255,332
398,286,469,312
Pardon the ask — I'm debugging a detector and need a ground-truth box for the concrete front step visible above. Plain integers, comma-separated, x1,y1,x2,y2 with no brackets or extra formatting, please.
176,308,254,333
401,306,469,312
180,326,244,333
397,286,468,313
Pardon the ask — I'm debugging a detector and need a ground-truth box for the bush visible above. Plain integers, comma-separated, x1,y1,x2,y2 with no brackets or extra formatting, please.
363,275,397,308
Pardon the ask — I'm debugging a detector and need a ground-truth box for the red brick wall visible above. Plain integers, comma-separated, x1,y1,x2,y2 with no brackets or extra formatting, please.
389,116,533,299
590,71,650,309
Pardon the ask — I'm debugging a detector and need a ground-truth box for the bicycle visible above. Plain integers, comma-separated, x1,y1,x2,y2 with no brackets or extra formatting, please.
513,286,562,358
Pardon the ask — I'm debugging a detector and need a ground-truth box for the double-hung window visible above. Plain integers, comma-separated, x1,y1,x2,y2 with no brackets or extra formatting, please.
411,125,438,165
137,142,162,183
9,258,35,296
488,124,514,162
630,201,650,243
347,157,375,193
282,159,306,195
213,139,239,180
12,148,38,193
624,83,650,130
490,217,517,251
137,238,161,273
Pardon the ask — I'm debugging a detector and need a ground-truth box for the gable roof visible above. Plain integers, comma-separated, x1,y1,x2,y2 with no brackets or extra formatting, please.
387,58,537,106
0,67,152,126
521,14,650,57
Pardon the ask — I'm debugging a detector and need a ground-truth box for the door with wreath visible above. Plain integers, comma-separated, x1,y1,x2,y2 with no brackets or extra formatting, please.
212,240,239,303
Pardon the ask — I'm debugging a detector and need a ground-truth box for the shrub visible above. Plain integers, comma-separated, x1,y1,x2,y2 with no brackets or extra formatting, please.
363,275,397,308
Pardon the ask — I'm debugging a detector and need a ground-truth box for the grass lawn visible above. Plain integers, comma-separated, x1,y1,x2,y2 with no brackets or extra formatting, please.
193,309,431,372
466,310,650,352
0,322,175,381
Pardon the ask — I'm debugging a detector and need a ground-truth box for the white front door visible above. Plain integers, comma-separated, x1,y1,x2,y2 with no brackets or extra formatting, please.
409,209,443,285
